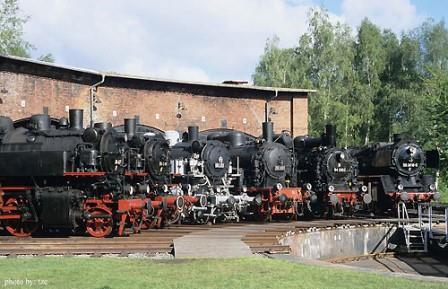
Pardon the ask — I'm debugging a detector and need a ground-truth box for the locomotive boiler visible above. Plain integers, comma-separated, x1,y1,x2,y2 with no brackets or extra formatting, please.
295,125,366,216
353,134,440,211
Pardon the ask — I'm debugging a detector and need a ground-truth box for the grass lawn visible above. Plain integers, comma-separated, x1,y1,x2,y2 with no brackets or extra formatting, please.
0,257,446,289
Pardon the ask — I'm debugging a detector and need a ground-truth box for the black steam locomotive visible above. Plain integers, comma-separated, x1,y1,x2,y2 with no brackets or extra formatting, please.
295,125,365,216
204,122,306,220
0,110,181,237
353,134,440,211
170,125,246,223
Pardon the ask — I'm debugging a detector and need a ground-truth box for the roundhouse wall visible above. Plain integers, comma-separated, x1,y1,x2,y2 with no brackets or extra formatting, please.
0,71,308,136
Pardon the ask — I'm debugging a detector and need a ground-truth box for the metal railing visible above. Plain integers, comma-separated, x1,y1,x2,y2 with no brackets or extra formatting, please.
417,202,448,243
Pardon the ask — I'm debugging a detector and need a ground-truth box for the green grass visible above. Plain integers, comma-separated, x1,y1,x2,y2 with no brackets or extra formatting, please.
0,257,446,289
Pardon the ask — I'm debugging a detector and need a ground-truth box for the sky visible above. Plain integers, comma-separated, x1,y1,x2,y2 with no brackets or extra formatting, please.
20,0,448,83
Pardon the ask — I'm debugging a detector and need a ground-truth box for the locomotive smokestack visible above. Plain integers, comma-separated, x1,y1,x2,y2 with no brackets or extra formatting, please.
94,122,112,131
30,114,51,131
393,133,403,143
188,126,199,141
262,122,274,143
69,109,84,130
124,118,137,138
325,124,336,147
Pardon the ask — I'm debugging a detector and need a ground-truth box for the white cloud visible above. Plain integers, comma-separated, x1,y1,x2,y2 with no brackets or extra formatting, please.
19,1,425,83
341,0,423,33
20,0,318,82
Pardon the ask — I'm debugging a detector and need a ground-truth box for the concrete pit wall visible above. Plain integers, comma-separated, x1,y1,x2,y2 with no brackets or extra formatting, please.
280,225,396,260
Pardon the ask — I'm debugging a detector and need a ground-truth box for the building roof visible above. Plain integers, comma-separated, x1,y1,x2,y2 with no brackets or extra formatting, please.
0,54,314,99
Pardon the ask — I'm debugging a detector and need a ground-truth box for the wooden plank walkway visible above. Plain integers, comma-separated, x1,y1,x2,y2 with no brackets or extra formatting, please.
173,226,257,258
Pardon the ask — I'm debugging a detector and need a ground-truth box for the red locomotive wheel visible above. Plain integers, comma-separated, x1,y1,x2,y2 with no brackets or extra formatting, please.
4,198,39,237
85,208,113,238
5,220,39,237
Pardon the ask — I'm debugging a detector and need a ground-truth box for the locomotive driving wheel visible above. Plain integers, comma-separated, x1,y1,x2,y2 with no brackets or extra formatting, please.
85,207,113,238
4,198,39,237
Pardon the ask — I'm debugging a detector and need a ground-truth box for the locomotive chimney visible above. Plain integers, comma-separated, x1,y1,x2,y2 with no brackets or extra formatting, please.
30,114,51,131
69,109,84,130
325,124,336,147
94,122,112,131
188,126,199,141
393,133,403,143
124,118,137,138
262,122,274,143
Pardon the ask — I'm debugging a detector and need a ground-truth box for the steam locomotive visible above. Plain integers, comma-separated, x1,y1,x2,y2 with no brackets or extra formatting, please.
169,125,253,223
203,122,308,221
0,110,182,237
353,134,440,212
295,125,367,217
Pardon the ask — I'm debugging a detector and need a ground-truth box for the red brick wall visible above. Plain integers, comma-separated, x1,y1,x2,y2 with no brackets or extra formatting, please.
0,71,308,136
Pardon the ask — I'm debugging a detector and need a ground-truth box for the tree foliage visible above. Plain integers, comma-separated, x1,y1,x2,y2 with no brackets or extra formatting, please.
0,0,52,61
253,8,448,181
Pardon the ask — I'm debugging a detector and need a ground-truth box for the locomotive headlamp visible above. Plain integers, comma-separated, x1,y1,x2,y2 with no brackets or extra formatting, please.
305,183,312,191
433,191,441,201
400,191,409,201
336,152,345,161
397,184,404,191
361,185,368,193
407,147,416,154
328,185,335,192
429,184,436,191
275,183,283,191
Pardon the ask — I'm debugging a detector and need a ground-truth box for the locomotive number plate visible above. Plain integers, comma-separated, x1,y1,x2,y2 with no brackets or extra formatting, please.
403,163,418,168
274,165,286,171
214,163,225,168
333,168,347,173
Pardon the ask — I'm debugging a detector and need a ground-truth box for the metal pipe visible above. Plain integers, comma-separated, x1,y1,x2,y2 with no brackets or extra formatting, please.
89,74,105,127
262,122,274,142
445,207,448,242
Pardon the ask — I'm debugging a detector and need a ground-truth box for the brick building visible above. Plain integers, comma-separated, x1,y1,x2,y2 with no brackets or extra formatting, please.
0,55,312,136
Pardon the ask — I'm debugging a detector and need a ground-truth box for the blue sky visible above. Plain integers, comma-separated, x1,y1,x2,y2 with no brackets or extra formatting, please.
20,0,447,83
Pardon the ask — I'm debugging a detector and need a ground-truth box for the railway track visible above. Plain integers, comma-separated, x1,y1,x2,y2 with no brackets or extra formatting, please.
0,219,392,257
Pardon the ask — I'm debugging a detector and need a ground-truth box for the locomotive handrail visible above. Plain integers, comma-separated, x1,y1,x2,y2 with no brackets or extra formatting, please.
417,202,448,243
